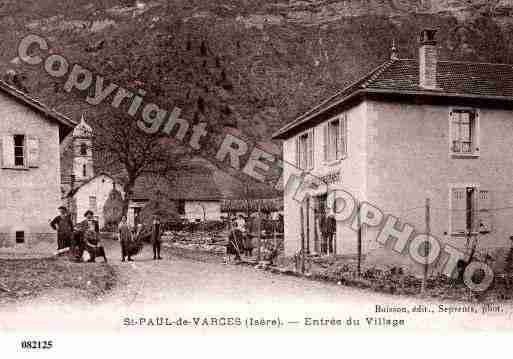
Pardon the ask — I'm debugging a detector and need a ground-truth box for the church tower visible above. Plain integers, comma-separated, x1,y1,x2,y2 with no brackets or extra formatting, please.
72,114,94,187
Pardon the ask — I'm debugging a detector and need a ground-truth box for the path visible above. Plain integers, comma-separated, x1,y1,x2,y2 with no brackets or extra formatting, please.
1,239,512,332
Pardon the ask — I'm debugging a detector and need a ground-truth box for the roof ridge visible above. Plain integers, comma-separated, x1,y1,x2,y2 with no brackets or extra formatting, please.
361,59,396,88
394,58,513,67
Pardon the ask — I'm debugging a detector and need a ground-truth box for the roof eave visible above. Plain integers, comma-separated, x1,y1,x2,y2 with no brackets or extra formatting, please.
0,80,76,139
272,90,365,140
273,88,513,140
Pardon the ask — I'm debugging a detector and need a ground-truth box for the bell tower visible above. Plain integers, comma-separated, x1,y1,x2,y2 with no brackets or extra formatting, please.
72,114,94,186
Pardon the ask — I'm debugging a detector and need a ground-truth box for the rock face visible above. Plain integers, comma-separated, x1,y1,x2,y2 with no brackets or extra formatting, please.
2,0,513,189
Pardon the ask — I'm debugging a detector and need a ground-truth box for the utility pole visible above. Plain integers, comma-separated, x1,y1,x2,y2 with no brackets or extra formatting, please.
357,202,362,276
423,198,430,294
257,201,262,262
300,205,305,274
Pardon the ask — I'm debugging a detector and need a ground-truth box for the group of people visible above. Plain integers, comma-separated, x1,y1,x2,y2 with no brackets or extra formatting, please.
50,206,106,262
50,207,164,263
226,214,256,261
117,214,163,261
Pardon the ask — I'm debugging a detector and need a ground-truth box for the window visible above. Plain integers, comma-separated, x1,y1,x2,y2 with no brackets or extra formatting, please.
80,142,87,156
83,164,87,177
295,130,314,170
15,231,25,244
177,200,185,215
450,186,490,236
450,110,478,155
13,135,25,166
2,135,39,169
89,196,97,212
324,114,347,162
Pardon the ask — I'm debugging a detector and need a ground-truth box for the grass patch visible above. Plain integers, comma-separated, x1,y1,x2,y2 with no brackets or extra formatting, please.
0,256,117,305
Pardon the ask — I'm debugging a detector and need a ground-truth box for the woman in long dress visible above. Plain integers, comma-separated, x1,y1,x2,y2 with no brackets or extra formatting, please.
118,216,133,262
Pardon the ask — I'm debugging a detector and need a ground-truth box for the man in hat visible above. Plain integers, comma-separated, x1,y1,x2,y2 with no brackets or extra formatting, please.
50,206,74,251
151,214,162,260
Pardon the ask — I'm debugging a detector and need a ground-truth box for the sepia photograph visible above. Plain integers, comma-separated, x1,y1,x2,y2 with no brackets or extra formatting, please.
0,0,513,356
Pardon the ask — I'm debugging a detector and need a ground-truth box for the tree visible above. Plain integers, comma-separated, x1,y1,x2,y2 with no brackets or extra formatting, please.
103,188,124,230
92,111,190,215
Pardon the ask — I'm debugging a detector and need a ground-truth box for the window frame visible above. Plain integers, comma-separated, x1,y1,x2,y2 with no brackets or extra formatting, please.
296,129,314,170
324,114,348,165
448,183,480,237
449,108,480,158
13,134,26,168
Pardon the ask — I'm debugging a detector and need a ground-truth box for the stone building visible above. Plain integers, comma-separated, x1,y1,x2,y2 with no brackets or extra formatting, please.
0,79,75,252
273,29,513,273
62,115,125,227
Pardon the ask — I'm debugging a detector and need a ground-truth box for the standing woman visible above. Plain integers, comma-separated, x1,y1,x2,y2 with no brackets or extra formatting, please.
118,216,133,262
151,215,162,260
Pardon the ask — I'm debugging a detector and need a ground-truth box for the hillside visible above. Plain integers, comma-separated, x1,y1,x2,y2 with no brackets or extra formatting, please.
2,0,513,196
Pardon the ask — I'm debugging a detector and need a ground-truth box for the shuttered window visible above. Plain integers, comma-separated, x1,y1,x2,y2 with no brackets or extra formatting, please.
450,110,479,155
324,114,348,162
479,190,492,233
450,186,490,235
295,130,314,170
451,187,467,235
2,135,39,169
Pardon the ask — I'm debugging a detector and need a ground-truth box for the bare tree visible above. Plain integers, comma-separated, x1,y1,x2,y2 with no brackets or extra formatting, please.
91,112,191,213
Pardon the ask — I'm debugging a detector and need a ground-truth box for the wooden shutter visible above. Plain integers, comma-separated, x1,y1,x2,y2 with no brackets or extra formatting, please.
451,187,466,234
2,135,14,168
308,130,314,169
27,136,40,168
323,124,328,162
479,189,492,233
294,137,299,167
340,114,347,157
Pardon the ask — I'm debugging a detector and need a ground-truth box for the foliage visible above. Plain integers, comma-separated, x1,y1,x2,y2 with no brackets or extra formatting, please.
102,188,124,227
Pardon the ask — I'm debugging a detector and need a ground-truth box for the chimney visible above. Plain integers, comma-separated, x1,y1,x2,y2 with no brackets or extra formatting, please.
419,29,438,89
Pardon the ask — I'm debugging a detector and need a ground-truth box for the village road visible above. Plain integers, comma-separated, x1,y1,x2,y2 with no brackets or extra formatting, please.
1,239,513,332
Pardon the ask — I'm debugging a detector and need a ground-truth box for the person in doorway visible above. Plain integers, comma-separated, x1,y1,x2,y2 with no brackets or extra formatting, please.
151,215,162,260
118,215,133,262
50,206,74,251
325,213,336,255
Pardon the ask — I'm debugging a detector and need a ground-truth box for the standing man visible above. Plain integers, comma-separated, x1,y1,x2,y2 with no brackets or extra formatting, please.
326,213,337,255
151,215,162,260
118,215,133,262
50,206,74,251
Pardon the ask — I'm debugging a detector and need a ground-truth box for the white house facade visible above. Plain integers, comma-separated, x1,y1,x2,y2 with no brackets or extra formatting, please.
274,29,513,275
0,80,75,252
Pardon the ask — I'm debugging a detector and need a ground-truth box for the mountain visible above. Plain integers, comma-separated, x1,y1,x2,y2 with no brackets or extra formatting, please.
2,0,513,196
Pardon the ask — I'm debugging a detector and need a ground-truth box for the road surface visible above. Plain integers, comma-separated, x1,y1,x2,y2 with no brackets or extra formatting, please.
1,239,512,332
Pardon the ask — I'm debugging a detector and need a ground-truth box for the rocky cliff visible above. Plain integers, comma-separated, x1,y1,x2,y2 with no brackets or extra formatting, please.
2,0,513,195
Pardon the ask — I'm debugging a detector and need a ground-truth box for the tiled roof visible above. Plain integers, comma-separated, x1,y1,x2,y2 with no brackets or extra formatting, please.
131,166,222,201
273,58,513,139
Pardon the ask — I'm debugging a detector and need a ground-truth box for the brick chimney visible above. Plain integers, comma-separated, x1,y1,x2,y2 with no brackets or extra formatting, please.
419,29,438,89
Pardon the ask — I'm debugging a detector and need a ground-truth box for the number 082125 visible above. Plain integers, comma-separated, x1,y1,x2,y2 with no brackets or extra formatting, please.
20,340,53,350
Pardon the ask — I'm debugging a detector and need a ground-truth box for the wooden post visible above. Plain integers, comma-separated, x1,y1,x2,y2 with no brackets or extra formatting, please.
257,201,262,261
306,196,310,254
422,198,430,294
313,211,319,254
300,205,305,274
357,202,362,275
